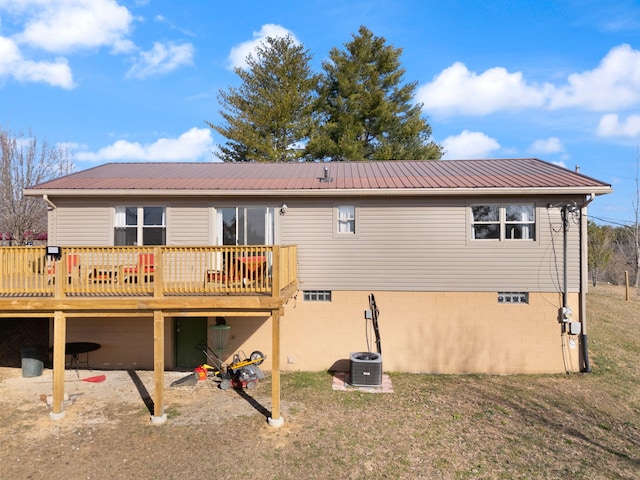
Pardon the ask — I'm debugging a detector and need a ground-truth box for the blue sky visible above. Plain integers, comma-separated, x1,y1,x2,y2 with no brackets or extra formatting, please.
1,0,639,225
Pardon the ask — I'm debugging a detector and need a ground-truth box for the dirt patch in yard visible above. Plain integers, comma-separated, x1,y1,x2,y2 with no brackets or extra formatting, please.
0,366,302,480
0,367,278,432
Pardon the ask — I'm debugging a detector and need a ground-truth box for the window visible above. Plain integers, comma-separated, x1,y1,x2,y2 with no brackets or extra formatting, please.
337,205,356,234
114,207,166,246
471,204,535,240
498,292,529,304
218,207,274,245
303,290,332,301
471,205,500,239
505,205,535,240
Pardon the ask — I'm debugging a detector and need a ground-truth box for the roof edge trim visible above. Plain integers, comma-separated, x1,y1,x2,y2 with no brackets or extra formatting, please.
24,186,613,198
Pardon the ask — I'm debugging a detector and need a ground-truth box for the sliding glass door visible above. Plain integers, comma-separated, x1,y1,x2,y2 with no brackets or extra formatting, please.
218,207,274,245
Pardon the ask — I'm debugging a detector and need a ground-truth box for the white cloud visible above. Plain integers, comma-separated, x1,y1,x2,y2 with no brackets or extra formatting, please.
528,137,565,154
227,24,298,70
12,0,135,54
417,62,550,116
126,41,194,79
75,127,215,162
552,160,568,169
549,44,640,111
0,36,74,88
0,0,138,88
0,0,195,87
596,113,640,138
418,44,640,117
441,130,501,159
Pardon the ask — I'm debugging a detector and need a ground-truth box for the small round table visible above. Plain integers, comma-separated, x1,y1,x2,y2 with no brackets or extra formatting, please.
51,342,101,370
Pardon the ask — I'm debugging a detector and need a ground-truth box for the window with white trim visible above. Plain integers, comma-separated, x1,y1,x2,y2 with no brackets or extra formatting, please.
337,205,356,234
471,204,535,241
505,205,535,240
114,207,166,246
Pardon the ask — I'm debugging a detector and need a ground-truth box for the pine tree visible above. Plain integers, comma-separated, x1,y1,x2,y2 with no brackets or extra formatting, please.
208,35,318,162
307,26,442,161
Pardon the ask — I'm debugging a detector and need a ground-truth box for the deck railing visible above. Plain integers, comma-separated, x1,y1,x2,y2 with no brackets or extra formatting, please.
0,245,297,298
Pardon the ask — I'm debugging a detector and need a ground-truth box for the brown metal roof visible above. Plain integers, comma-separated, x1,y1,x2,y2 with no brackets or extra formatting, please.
26,159,612,195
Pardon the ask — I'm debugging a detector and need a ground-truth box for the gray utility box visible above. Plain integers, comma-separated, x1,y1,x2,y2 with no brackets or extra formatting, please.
350,352,382,387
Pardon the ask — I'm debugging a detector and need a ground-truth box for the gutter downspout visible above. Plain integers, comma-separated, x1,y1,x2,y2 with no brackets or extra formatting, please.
43,194,57,210
43,195,57,246
579,194,595,372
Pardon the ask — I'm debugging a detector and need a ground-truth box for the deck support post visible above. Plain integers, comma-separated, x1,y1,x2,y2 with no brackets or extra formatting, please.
151,310,167,424
50,310,66,420
268,310,284,427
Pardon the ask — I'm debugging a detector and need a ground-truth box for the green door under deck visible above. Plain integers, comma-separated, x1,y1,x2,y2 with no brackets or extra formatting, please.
175,317,207,369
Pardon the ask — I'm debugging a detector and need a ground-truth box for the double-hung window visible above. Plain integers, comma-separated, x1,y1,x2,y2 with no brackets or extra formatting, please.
336,205,356,234
471,205,500,239
471,204,535,241
505,205,535,240
114,207,166,246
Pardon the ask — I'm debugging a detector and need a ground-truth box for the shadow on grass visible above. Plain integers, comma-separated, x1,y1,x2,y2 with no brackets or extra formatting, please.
127,369,154,415
464,380,640,471
234,385,271,419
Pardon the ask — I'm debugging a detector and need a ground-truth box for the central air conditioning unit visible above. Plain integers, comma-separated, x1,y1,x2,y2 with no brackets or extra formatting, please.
350,351,382,387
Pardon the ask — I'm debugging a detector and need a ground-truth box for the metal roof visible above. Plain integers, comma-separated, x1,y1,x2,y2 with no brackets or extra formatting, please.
25,159,612,197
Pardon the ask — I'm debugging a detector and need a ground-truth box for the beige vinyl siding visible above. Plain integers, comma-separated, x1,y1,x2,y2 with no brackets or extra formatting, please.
282,196,581,293
45,194,582,293
53,206,112,246
166,207,210,245
50,201,213,247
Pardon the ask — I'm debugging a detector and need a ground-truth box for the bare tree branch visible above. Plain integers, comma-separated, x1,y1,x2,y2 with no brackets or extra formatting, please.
0,128,75,245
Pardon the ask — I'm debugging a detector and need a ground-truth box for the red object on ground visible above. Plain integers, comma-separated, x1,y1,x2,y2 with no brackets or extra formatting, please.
194,367,207,381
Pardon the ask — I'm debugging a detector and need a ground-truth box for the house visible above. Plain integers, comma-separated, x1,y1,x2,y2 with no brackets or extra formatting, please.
0,158,611,423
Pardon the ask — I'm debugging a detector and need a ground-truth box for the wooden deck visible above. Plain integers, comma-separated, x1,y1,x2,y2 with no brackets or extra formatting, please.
0,245,298,315
0,245,297,424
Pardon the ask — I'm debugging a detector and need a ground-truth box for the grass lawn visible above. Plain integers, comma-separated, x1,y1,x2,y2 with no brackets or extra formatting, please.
270,284,640,479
